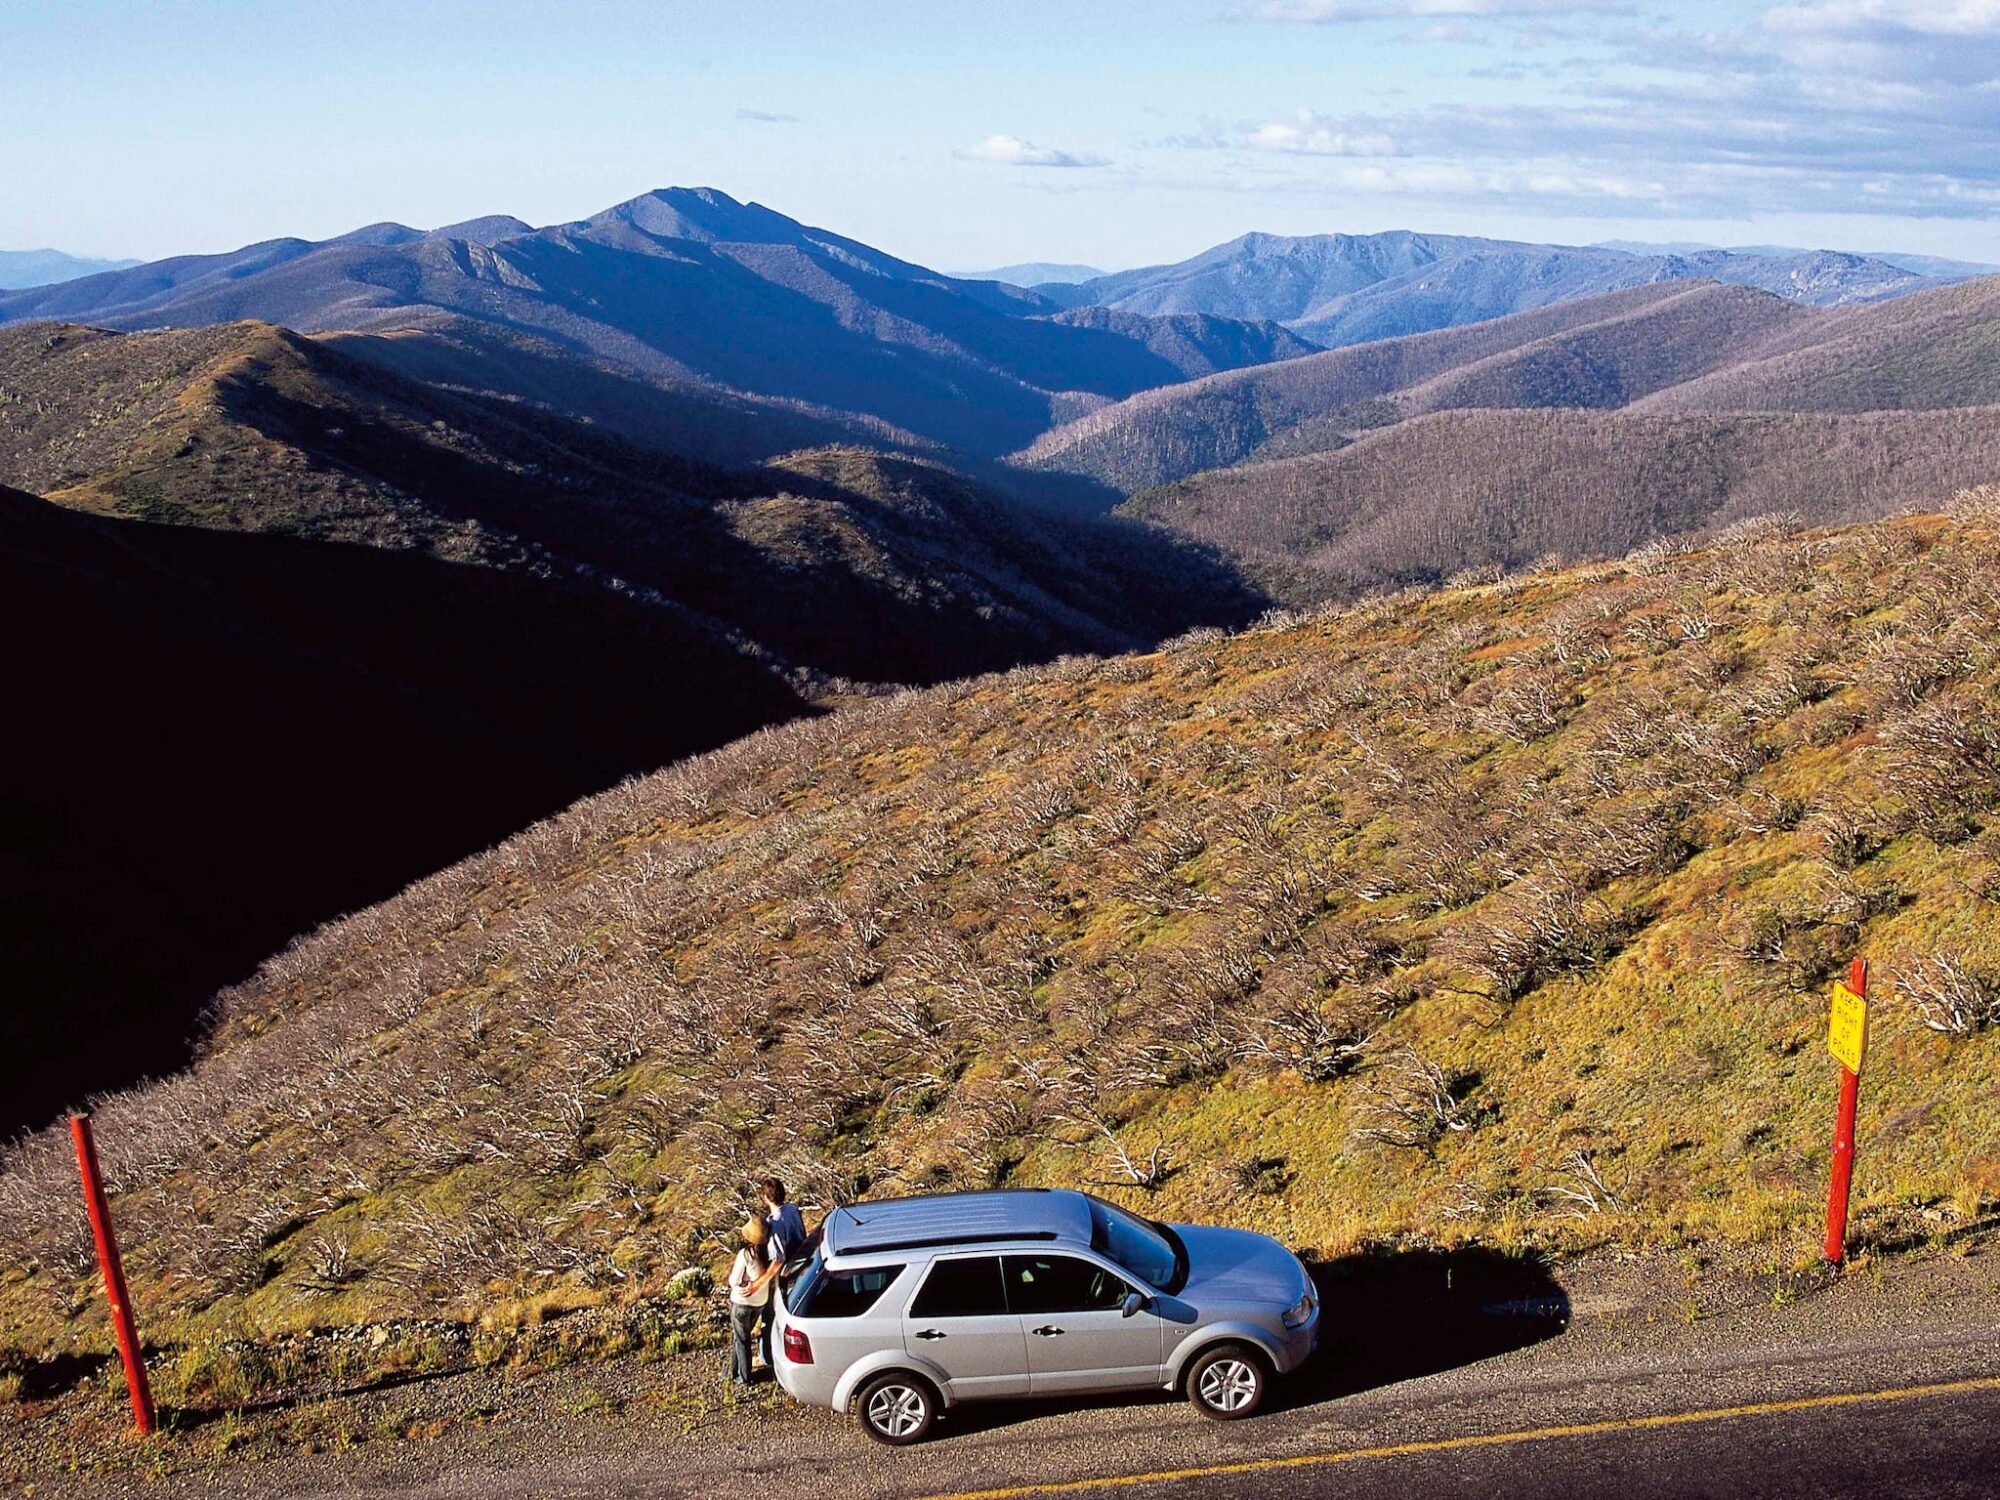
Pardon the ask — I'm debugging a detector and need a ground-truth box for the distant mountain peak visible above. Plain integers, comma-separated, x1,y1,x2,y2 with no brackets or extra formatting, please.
324,221,425,248
585,185,798,244
428,214,533,247
0,249,145,290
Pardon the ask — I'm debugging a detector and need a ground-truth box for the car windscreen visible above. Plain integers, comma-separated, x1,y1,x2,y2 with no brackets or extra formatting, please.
787,1256,905,1319
1087,1196,1183,1291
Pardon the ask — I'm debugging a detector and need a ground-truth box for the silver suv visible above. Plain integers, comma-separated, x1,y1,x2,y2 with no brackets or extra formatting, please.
770,1188,1319,1444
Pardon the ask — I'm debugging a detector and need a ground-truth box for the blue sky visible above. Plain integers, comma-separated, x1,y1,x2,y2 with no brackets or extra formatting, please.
6,0,1998,271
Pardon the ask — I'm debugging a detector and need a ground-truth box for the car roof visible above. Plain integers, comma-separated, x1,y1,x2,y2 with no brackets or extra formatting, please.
822,1188,1095,1258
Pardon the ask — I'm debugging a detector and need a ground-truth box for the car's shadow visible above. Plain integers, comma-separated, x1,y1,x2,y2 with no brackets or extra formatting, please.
1279,1244,1569,1409
935,1245,1569,1440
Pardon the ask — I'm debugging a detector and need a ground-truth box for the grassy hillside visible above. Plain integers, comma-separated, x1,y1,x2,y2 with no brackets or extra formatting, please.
5,503,1998,1376
1124,406,2000,605
1016,283,1813,494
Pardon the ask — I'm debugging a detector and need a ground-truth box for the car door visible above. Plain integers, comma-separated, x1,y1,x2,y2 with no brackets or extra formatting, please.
1003,1252,1165,1395
902,1254,1030,1399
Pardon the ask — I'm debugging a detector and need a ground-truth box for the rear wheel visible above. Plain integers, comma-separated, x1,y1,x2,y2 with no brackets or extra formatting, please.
856,1371,938,1445
1186,1343,1267,1421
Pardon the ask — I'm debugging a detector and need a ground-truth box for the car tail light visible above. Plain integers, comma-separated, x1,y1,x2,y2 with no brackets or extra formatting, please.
783,1324,813,1364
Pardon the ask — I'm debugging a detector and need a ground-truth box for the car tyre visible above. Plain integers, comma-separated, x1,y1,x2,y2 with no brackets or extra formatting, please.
1186,1342,1268,1421
855,1371,938,1445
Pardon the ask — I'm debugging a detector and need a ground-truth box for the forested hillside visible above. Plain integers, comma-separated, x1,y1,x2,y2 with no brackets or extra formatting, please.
6,503,1997,1371
1123,407,2000,605
1018,283,1813,494
1633,276,2000,415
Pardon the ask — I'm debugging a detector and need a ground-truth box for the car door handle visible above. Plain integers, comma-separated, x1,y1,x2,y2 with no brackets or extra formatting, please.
1032,1325,1065,1337
913,1329,948,1340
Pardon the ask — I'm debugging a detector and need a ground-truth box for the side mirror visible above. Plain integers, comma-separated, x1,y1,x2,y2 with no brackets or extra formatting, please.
1121,1291,1150,1319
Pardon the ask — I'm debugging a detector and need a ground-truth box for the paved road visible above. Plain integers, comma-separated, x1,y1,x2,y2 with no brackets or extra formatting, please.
902,1375,2000,1500
56,1253,2000,1499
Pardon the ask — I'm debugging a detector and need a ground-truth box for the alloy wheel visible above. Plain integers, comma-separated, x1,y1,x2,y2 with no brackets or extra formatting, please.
1197,1357,1259,1413
866,1382,928,1439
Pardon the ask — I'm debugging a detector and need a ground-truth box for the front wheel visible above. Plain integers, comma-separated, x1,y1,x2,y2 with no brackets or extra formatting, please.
1186,1343,1268,1420
856,1371,938,1445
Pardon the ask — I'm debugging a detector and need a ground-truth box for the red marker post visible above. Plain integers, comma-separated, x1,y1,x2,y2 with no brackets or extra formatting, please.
70,1115,155,1434
1823,958,1869,1266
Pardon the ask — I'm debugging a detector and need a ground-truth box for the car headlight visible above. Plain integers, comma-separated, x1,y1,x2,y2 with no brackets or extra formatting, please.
1282,1288,1317,1329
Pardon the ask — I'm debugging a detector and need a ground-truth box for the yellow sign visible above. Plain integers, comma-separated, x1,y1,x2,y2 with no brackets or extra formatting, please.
1828,980,1868,1074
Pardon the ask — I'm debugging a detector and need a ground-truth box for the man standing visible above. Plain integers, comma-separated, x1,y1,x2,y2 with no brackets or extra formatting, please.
755,1177,808,1370
761,1177,808,1263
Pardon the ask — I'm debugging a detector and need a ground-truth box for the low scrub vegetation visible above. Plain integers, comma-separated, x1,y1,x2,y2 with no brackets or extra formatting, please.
5,502,1999,1381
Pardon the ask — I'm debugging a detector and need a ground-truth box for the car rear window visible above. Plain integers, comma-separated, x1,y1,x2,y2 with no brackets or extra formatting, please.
789,1260,905,1319
909,1255,1007,1318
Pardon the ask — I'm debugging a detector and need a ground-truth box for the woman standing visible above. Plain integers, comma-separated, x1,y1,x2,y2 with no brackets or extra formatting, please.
727,1218,782,1385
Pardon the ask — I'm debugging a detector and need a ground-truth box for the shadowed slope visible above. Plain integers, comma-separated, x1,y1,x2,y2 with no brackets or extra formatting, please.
0,483,806,1131
0,321,1264,685
0,321,1266,1127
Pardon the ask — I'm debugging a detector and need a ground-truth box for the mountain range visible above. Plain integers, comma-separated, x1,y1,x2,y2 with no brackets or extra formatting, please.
0,190,1310,460
958,261,1110,287
1596,241,2000,282
1022,274,2000,489
0,249,143,289
7,198,1973,474
1034,230,1952,348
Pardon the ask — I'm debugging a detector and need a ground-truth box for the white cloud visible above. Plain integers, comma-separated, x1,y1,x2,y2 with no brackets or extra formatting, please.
1190,0,2000,221
735,109,800,124
1765,0,2000,35
958,134,1108,169
1243,111,1400,155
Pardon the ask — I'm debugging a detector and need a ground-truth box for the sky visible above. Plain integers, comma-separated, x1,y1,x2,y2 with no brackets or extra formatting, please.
5,0,1999,273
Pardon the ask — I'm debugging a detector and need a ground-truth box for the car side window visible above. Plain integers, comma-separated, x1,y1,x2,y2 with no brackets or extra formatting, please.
909,1255,1008,1318
1003,1254,1129,1315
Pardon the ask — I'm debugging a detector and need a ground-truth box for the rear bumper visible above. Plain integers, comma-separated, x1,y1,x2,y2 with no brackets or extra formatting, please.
770,1308,841,1408
773,1346,840,1407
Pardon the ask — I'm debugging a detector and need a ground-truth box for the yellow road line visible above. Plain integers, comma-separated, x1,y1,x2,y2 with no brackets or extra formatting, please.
910,1373,2000,1500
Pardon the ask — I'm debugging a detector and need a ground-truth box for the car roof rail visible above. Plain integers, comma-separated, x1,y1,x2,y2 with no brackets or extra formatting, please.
841,1230,1061,1256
